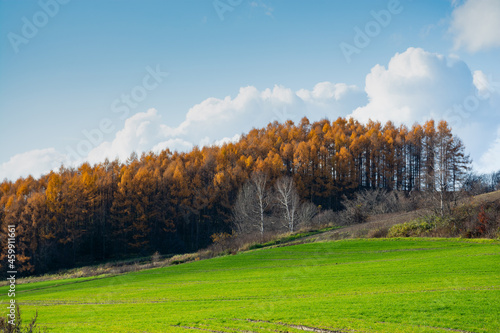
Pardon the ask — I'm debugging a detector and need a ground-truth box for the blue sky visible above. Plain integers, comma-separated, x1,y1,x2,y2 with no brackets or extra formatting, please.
1,0,500,180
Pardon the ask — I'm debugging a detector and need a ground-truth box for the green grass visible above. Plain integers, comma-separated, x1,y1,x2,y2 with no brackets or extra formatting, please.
3,238,499,332
248,226,339,249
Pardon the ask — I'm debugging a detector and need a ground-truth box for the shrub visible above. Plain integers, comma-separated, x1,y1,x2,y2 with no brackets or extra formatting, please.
151,251,161,266
312,209,337,227
339,189,415,226
387,214,462,238
453,200,500,238
387,218,435,237
169,253,201,265
340,201,367,225
209,231,238,255
0,304,49,333
367,227,389,238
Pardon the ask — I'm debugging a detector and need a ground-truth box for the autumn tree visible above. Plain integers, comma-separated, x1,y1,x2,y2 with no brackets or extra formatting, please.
0,116,472,275
435,120,470,215
423,120,437,192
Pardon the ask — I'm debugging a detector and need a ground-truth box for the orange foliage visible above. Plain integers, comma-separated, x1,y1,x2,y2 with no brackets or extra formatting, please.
0,117,469,275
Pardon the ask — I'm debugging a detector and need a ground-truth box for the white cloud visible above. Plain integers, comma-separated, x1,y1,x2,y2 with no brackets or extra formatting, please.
1,82,364,180
213,134,242,147
476,126,500,173
351,47,475,124
2,48,499,181
67,82,357,168
86,108,174,163
449,0,500,52
166,83,365,147
151,139,193,154
350,47,500,173
0,148,66,180
473,70,500,100
297,82,360,103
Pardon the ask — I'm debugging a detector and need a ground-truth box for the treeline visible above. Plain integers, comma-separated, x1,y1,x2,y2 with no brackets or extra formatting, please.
0,117,470,275
463,171,500,195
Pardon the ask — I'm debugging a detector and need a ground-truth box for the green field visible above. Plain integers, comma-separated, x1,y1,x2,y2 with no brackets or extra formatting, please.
5,238,500,332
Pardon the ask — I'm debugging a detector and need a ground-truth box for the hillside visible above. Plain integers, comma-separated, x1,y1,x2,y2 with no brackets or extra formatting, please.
0,117,472,276
4,189,498,287
468,189,500,204
310,190,500,242
6,238,499,332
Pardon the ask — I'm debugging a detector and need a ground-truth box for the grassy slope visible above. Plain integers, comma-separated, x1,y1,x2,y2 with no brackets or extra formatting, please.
313,190,500,241
6,238,500,333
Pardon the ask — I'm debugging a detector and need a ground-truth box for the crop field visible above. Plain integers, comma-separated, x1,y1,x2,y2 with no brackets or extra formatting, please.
6,238,500,332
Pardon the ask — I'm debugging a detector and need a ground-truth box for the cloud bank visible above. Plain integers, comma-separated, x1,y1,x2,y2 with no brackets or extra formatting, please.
477,126,500,173
85,83,365,165
1,47,499,181
449,0,500,52
0,148,67,181
350,47,475,124
350,47,499,172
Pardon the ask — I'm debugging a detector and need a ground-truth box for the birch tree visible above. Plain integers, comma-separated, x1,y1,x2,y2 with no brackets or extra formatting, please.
232,172,270,237
435,121,470,215
274,176,300,233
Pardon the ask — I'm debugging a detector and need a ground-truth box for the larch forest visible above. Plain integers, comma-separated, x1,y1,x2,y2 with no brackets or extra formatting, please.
0,117,470,275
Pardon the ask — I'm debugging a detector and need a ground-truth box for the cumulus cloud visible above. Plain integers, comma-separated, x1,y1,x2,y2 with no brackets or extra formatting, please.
165,83,365,146
476,126,500,173
449,0,500,52
473,70,500,102
0,81,365,180
81,83,363,167
151,139,193,154
86,109,174,163
0,148,67,180
199,134,242,148
350,47,500,173
297,82,362,106
351,47,476,124
2,47,499,181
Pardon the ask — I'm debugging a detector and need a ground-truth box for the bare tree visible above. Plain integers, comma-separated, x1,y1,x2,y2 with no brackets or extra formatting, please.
340,194,367,225
339,189,410,225
252,172,269,234
435,122,470,216
463,170,500,195
274,176,301,233
297,201,319,227
232,172,270,238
